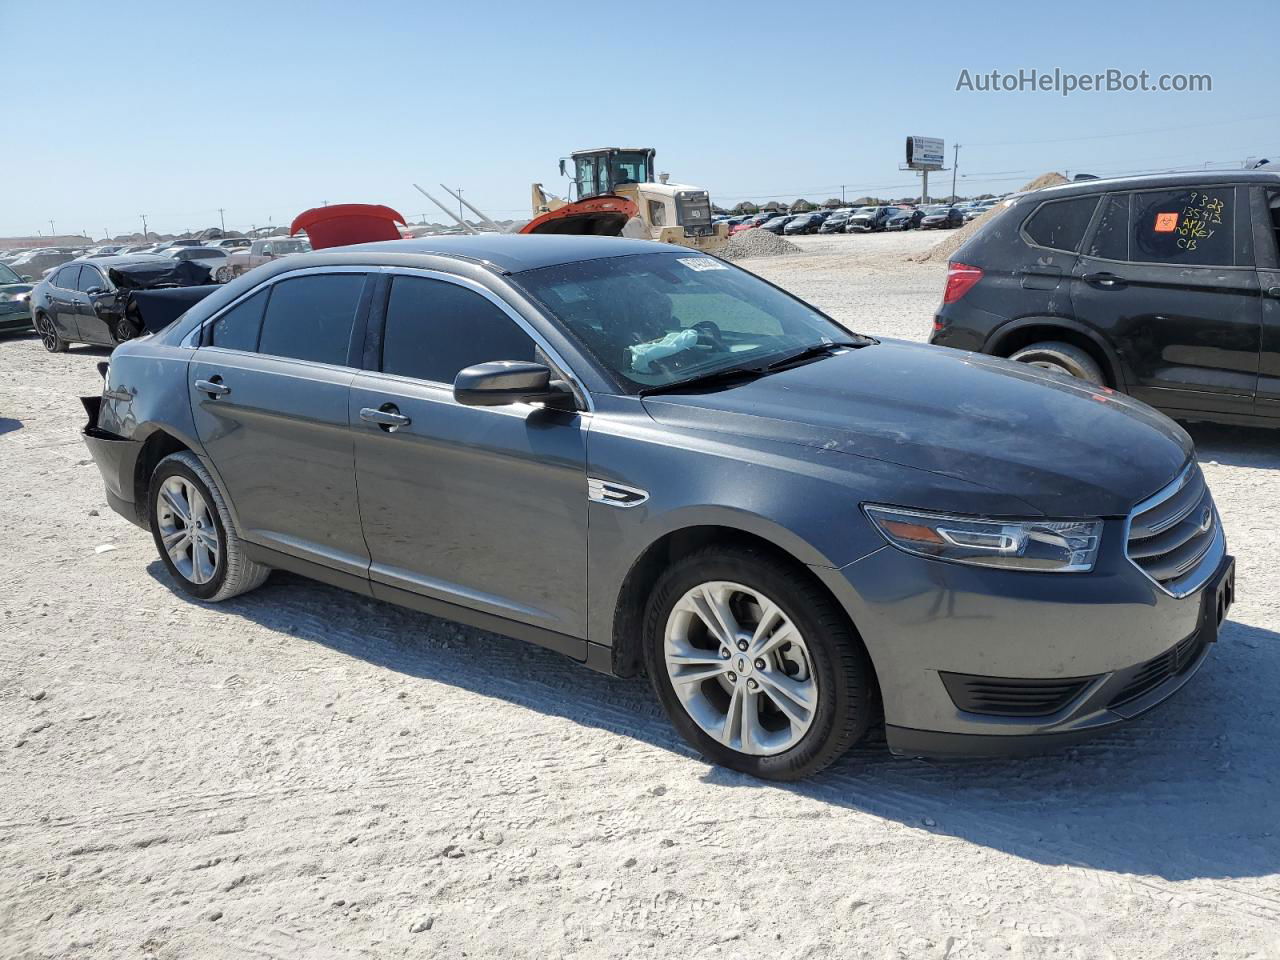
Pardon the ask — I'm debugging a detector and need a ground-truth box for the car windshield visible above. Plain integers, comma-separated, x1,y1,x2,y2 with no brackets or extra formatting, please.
272,239,310,254
924,206,949,214
513,251,863,394
0,264,21,284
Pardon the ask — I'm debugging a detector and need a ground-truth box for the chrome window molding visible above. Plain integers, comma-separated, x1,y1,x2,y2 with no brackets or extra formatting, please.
185,264,593,413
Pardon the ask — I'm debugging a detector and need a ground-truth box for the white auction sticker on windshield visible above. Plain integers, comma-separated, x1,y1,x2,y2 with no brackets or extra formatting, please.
677,257,728,271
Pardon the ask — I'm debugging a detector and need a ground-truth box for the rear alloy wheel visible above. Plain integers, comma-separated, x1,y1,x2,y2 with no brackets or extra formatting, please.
34,312,67,353
1009,340,1104,385
149,451,270,602
215,266,232,283
645,546,876,780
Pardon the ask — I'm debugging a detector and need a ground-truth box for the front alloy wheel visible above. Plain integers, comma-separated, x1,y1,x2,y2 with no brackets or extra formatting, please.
645,546,876,780
665,581,817,756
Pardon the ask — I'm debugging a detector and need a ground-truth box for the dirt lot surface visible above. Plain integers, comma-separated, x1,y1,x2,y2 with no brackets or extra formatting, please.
3,230,1278,959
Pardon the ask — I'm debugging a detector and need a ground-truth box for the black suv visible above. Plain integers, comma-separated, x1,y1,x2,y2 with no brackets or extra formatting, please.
930,171,1280,427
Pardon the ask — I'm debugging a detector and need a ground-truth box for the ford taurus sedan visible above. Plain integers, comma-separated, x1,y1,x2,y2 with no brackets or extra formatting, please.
81,235,1234,780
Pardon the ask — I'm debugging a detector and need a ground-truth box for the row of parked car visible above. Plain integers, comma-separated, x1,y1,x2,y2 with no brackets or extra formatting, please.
716,197,1005,237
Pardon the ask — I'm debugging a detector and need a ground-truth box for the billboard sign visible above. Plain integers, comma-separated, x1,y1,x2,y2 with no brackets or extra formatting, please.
905,136,945,170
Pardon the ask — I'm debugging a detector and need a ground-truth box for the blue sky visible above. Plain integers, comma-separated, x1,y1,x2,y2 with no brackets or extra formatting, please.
4,0,1275,237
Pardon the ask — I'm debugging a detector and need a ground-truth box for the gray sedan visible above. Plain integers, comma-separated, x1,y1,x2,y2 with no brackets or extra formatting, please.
81,235,1232,779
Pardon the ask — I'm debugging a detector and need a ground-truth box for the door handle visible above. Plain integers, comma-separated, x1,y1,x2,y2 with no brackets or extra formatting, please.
1266,286,1280,300
1082,272,1123,287
194,378,230,398
360,405,411,431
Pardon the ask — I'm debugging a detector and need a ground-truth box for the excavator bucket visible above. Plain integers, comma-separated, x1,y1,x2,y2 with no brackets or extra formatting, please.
519,196,638,237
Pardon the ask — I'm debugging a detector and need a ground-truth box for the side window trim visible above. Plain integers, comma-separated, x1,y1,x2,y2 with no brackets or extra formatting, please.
367,267,592,411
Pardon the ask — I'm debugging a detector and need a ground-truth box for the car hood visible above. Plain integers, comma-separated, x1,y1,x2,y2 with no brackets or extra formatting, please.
0,282,33,295
640,340,1191,517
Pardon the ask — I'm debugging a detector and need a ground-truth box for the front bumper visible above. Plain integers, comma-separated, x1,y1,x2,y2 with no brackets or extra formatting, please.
0,302,32,330
812,528,1234,758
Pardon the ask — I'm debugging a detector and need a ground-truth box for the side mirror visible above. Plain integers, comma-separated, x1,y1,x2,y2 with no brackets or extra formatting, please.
558,159,566,177
86,286,104,296
21,275,33,282
453,361,575,409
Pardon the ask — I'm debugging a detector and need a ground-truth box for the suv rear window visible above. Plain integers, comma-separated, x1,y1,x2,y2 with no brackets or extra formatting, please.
1131,187,1235,266
257,273,366,366
1023,196,1098,252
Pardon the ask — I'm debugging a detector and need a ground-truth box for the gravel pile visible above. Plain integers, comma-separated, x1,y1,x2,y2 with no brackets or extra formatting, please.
911,171,1069,264
716,228,803,261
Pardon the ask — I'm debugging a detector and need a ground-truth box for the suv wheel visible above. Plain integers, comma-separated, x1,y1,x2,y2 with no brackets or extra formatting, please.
34,312,67,353
149,451,270,602
644,545,876,781
1009,340,1104,385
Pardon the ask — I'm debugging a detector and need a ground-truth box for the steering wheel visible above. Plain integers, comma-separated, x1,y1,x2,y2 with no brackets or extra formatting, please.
691,320,725,349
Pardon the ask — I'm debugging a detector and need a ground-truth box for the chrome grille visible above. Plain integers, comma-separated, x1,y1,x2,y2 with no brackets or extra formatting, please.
1126,463,1222,596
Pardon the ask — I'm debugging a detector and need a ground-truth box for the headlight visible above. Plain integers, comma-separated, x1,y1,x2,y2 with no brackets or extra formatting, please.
864,504,1102,573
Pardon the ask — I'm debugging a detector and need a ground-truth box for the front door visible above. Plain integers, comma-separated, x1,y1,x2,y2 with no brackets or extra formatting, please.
47,265,82,341
351,272,589,638
188,270,373,576
74,263,113,344
1255,185,1280,420
1072,186,1261,418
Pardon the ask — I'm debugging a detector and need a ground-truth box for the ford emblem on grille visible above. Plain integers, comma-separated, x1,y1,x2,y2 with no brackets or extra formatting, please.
1199,507,1213,534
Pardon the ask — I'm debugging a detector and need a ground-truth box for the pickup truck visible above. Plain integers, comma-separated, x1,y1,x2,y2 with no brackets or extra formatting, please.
218,237,311,282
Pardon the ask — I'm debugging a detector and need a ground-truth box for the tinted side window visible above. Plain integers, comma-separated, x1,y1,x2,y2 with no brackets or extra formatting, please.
1085,193,1130,260
210,288,268,351
55,266,81,289
1131,187,1235,266
382,276,536,383
257,273,366,365
1023,196,1099,252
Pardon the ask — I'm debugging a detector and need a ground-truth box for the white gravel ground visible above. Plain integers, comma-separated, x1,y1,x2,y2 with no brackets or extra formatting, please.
2,230,1278,959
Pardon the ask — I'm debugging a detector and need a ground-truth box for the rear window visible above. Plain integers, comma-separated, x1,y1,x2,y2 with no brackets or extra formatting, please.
55,266,81,289
1023,196,1099,252
1084,193,1130,260
257,273,366,366
1130,187,1235,266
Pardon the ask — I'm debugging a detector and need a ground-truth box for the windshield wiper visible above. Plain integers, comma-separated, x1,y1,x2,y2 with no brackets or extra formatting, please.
638,364,771,397
762,340,865,371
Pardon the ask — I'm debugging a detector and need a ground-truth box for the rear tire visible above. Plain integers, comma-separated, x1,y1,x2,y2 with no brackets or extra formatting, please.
1009,340,1104,385
148,451,270,602
34,312,67,353
643,545,876,781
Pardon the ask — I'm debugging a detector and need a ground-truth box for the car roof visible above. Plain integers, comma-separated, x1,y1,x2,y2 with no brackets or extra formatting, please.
1026,169,1280,201
329,234,683,273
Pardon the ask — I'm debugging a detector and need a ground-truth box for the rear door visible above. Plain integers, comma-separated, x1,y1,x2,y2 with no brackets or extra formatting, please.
188,268,374,577
1071,185,1260,417
48,266,82,340
350,271,590,639
1255,185,1280,419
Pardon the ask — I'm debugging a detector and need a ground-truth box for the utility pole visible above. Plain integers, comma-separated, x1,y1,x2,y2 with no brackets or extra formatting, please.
840,184,846,204
49,219,55,237
140,214,149,240
950,144,961,201
218,208,226,232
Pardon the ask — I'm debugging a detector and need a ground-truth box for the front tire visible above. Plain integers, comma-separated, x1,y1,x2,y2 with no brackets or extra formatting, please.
34,312,67,352
643,545,876,781
148,451,270,602
1009,340,1104,385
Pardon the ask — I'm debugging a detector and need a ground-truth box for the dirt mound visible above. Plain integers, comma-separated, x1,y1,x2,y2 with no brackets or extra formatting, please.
910,172,1069,264
717,228,803,261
